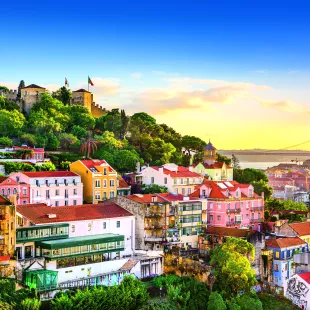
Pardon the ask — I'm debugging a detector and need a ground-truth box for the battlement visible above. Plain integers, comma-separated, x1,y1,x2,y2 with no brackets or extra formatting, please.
91,102,107,118
0,89,18,100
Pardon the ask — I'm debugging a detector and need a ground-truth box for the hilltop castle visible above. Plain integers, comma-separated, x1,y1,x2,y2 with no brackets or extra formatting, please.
0,84,106,117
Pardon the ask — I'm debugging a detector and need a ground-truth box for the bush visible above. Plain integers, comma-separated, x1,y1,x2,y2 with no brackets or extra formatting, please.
20,298,41,310
0,137,13,147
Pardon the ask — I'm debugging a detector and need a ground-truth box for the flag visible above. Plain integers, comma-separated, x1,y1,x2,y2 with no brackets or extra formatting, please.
65,77,69,87
88,76,94,86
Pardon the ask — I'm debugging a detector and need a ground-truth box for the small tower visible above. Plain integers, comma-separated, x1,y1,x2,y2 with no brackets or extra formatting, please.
203,140,217,165
21,84,46,113
71,89,93,113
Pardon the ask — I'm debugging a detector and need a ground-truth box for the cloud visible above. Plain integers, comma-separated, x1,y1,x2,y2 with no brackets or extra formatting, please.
130,72,143,79
42,84,62,92
75,77,121,96
258,98,307,114
0,81,18,90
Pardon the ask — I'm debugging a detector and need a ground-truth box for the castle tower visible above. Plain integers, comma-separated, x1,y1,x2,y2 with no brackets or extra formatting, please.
21,84,46,113
71,89,93,112
203,140,217,165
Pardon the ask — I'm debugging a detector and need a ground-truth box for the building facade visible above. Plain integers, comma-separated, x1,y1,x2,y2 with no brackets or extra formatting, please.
266,237,307,288
70,159,117,203
0,177,30,204
9,171,83,206
136,163,203,195
190,180,264,229
20,84,46,113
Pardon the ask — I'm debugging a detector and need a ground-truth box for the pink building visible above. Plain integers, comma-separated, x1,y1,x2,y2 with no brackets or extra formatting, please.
9,171,83,206
190,180,264,229
12,146,45,161
0,177,30,204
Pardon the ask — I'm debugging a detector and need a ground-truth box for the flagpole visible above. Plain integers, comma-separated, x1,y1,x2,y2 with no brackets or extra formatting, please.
88,76,89,92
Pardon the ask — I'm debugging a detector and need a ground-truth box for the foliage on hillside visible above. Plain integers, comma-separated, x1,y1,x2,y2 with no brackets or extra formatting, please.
0,90,208,173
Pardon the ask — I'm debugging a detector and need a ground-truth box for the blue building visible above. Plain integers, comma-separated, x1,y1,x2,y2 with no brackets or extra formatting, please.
266,237,307,288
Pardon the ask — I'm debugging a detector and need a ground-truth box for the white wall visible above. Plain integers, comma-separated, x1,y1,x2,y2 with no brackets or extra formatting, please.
284,275,310,309
139,167,173,191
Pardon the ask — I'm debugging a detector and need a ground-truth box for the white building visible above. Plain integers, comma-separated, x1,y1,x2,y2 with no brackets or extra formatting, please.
136,163,203,195
14,202,163,296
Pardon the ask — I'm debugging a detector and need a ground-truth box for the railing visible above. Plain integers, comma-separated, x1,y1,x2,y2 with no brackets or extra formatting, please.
226,208,241,213
145,237,163,242
145,213,165,218
226,220,242,226
144,225,165,230
251,206,264,211
250,218,263,223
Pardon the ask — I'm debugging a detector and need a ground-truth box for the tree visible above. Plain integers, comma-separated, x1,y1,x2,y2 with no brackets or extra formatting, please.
21,133,37,147
231,154,240,168
207,292,226,310
233,168,268,184
142,184,168,194
95,131,123,150
131,112,156,126
52,86,72,105
0,137,13,147
0,86,9,93
60,161,71,170
230,294,263,310
210,237,257,298
148,138,176,165
81,132,98,158
20,298,41,310
251,180,273,200
217,154,232,166
181,135,206,156
59,133,79,150
71,125,87,139
68,105,95,130
17,80,25,100
0,109,25,137
35,162,56,171
120,109,129,139
114,149,142,173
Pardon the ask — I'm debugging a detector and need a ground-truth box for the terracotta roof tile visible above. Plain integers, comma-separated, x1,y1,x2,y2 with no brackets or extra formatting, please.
0,177,8,184
151,166,201,178
119,260,138,271
21,171,79,178
126,194,166,204
80,159,115,172
298,273,310,284
266,237,306,248
206,226,256,237
16,202,133,224
290,222,310,236
22,84,45,89
118,175,130,189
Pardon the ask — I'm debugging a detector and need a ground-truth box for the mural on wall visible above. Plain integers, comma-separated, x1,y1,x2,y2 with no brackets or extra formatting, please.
286,277,309,309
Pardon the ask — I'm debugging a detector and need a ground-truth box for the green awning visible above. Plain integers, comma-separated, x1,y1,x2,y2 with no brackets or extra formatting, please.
36,234,124,249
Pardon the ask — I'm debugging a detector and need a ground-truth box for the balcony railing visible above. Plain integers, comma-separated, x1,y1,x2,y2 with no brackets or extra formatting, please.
144,225,165,230
145,237,163,242
145,213,165,218
251,206,264,211
226,208,241,213
226,220,242,226
250,218,263,223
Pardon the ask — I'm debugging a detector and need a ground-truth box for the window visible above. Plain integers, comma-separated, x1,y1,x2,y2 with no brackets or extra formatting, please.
164,177,167,185
116,221,120,228
187,188,191,195
88,223,92,231
274,276,278,283
274,264,279,271
227,203,230,210
246,214,249,219
236,191,239,197
175,188,178,194
285,264,288,271
55,189,59,196
104,168,107,175
13,188,17,194
103,192,107,200
23,188,27,195
187,178,189,184
181,178,183,184
36,180,39,186
151,196,157,202
217,203,221,209
110,191,115,198
217,215,221,222
103,222,106,229
240,202,243,208
72,225,75,233
1,189,4,196
110,180,115,187
65,200,68,206
73,200,77,205
210,203,213,209
95,192,100,200
65,189,68,198
73,189,77,195
36,190,39,197
151,177,154,184
182,188,185,195
46,190,50,199
16,176,20,182
55,201,59,207
95,180,100,188
210,215,213,221
275,251,280,258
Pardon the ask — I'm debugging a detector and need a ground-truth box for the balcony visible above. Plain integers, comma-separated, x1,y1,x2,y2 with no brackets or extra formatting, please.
226,208,241,214
250,218,263,223
36,234,125,259
145,237,163,242
0,215,7,221
226,220,242,226
145,213,165,218
16,224,69,243
144,224,165,230
251,206,264,211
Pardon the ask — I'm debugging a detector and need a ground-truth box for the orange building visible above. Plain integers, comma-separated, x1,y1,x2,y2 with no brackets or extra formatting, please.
70,159,118,203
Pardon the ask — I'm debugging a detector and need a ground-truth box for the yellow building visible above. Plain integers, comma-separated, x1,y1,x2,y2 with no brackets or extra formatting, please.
70,159,117,203
71,89,93,112
0,195,15,257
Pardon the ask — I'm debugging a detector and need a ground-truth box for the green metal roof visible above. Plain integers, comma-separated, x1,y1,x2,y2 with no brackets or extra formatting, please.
36,234,124,249
17,224,69,232
24,269,58,275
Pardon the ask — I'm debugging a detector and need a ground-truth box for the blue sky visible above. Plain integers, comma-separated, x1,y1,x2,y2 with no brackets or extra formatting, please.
1,0,310,148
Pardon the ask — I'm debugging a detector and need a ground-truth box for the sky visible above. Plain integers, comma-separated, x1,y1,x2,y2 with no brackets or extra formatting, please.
1,0,310,150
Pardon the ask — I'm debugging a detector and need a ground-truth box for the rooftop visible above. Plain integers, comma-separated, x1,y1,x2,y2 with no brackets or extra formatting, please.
298,272,310,284
0,195,11,205
22,84,45,89
205,226,257,238
203,141,216,151
21,171,79,178
118,175,130,189
126,194,166,204
73,89,90,93
151,166,201,178
79,159,115,173
16,202,133,224
265,237,306,249
290,222,310,236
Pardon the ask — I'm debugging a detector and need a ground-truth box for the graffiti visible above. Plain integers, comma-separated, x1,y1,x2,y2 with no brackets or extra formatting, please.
286,277,309,309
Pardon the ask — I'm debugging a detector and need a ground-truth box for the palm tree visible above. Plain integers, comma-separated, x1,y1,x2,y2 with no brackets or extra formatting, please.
80,132,98,158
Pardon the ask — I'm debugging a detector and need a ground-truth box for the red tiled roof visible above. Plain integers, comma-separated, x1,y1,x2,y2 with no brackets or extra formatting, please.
16,202,133,224
80,159,114,172
206,226,256,237
119,260,138,271
0,177,8,184
157,193,195,202
151,166,201,178
21,171,79,178
298,273,310,284
118,176,130,189
203,162,232,169
266,237,306,248
0,195,11,205
126,194,166,204
13,146,44,152
0,255,10,262
290,222,310,236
